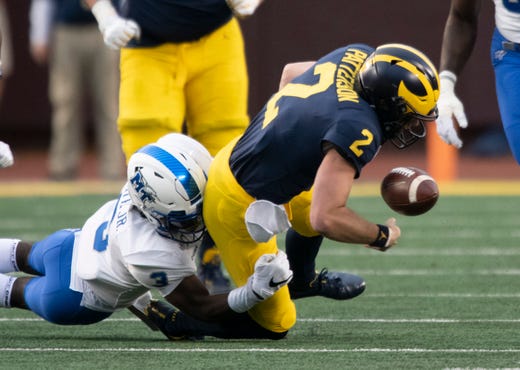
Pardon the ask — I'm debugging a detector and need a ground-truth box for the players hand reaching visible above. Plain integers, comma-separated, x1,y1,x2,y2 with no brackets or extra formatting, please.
367,218,401,252
251,250,293,298
227,251,293,313
436,71,468,148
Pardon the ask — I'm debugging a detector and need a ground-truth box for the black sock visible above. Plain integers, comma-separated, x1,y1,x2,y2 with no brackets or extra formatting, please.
285,228,323,288
167,311,287,340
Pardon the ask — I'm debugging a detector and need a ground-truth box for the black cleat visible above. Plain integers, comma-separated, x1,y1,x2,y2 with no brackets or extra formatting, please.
288,268,366,300
198,260,231,295
145,300,203,341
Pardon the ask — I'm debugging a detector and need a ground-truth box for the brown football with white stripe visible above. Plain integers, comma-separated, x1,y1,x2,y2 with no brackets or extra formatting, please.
380,167,439,216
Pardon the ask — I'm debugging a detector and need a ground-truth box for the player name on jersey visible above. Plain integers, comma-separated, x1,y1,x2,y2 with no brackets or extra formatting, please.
336,48,369,103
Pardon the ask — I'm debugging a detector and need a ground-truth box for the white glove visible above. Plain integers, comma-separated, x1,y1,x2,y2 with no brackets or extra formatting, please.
91,0,141,50
251,250,293,298
227,251,293,313
0,141,14,168
226,0,263,18
436,71,468,148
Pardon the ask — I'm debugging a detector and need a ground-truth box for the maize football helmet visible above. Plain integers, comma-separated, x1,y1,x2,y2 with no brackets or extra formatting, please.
355,43,440,148
127,140,207,243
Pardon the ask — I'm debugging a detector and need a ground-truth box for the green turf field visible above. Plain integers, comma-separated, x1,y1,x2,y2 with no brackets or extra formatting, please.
0,191,518,369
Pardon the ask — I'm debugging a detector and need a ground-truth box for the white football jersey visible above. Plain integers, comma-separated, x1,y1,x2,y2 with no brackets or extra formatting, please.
494,0,520,43
69,185,199,312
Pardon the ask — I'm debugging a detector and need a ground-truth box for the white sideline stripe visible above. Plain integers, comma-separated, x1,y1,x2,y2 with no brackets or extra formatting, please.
0,347,519,354
2,317,520,323
298,318,520,323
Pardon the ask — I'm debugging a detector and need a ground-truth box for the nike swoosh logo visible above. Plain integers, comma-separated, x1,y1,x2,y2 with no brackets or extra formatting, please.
269,276,292,287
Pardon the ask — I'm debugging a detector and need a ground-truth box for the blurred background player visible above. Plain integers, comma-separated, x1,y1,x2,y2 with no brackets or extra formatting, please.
0,140,13,168
0,17,13,169
29,0,124,180
145,43,440,339
84,0,266,293
437,0,520,162
0,134,292,340
0,0,13,102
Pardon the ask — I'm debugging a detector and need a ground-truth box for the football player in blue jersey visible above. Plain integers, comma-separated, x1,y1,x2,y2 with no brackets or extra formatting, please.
145,43,440,339
436,0,520,162
84,0,265,293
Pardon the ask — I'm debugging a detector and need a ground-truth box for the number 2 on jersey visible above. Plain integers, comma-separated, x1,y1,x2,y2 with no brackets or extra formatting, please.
262,62,336,128
349,129,374,157
261,60,375,157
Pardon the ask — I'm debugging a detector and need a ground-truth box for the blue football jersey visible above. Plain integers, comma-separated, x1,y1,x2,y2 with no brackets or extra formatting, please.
120,0,232,45
230,44,384,204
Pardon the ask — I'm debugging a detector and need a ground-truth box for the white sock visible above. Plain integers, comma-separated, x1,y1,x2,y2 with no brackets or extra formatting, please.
0,239,20,273
0,273,16,308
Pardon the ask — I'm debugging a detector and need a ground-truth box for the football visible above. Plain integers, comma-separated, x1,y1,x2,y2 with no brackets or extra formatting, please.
380,166,439,216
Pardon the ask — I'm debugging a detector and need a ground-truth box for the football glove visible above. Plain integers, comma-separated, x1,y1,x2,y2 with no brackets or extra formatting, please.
228,250,293,313
226,0,264,18
436,71,468,149
91,0,141,50
0,141,13,168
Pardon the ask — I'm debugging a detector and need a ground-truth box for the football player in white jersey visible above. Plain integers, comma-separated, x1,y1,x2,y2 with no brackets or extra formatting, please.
437,0,520,162
0,134,292,340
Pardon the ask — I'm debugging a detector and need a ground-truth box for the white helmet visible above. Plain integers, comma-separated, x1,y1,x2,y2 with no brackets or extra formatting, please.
127,140,207,243
156,133,213,177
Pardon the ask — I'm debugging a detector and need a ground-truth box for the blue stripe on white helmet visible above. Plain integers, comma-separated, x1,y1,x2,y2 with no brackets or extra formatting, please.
156,133,213,178
137,144,201,205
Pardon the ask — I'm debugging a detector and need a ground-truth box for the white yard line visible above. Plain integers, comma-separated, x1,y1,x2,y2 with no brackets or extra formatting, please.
0,347,519,353
2,317,519,323
318,248,520,256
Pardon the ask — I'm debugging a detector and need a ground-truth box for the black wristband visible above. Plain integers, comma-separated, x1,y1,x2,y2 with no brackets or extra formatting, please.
369,224,390,250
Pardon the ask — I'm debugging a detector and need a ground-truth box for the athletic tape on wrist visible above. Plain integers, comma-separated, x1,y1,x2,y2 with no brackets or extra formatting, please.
227,281,262,313
369,224,390,250
439,70,457,84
